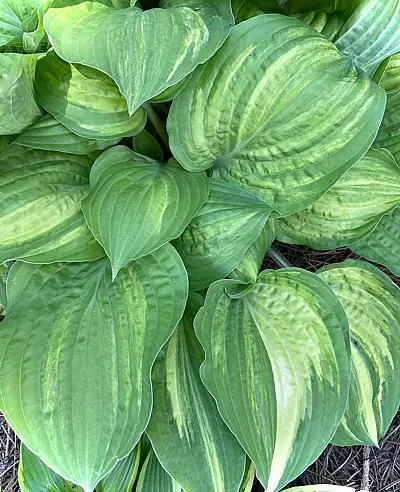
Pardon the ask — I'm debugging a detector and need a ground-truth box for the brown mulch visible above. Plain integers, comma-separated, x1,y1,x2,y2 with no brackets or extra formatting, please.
1,243,400,491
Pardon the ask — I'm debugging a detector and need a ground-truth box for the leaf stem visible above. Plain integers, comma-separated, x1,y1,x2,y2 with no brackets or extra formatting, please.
143,102,169,147
268,247,293,269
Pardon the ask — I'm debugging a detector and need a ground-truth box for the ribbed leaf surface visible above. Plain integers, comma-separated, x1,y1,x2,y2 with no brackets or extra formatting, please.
0,145,104,264
318,261,400,446
136,451,182,492
277,149,400,249
82,146,209,278
147,293,247,492
168,15,385,216
374,88,400,163
173,178,272,291
194,270,351,491
0,245,187,491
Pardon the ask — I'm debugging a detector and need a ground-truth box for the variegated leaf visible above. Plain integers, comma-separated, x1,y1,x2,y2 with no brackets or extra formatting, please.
136,450,182,492
194,269,351,491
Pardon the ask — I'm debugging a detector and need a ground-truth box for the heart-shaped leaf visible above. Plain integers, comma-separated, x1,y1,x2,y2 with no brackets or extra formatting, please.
0,244,188,491
318,261,400,446
173,178,272,291
35,51,146,141
277,149,400,249
335,0,400,75
0,145,104,264
0,53,42,135
44,0,233,115
82,146,209,278
147,293,247,492
168,15,385,216
15,115,119,155
194,269,351,491
351,205,400,277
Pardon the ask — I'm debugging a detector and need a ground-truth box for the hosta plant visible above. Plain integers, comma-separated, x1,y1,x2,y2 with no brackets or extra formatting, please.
1,0,400,491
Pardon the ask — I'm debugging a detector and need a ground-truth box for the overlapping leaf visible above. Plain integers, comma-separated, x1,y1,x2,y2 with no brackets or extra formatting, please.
230,221,275,283
168,15,385,216
0,244,188,491
350,205,400,277
0,53,42,135
147,293,247,492
374,88,400,162
0,145,104,263
132,129,163,161
378,53,400,93
15,115,119,154
173,178,272,291
35,51,146,140
283,0,361,16
195,269,351,491
318,261,400,446
136,450,182,492
293,11,344,41
335,0,400,75
44,0,234,115
94,447,141,492
277,149,400,249
82,146,209,278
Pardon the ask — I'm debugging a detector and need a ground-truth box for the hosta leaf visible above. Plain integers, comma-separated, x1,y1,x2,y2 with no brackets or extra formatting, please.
374,88,400,163
0,53,42,135
147,293,247,492
0,135,8,153
284,0,361,16
0,145,104,264
239,459,256,492
230,221,275,283
285,487,355,492
277,149,400,249
0,244,188,491
150,74,192,104
351,205,400,277
82,146,209,278
19,445,80,492
44,0,234,115
232,0,264,22
194,270,351,491
335,0,400,75
35,51,146,141
0,263,9,314
293,11,344,41
172,178,272,291
168,15,385,216
318,261,400,446
15,115,118,155
132,129,163,161
379,53,400,93
95,447,141,492
136,450,182,492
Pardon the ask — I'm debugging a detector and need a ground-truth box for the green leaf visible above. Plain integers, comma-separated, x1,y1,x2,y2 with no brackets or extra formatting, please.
335,0,400,75
232,0,265,22
194,269,351,491
19,444,80,492
374,88,400,163
0,135,8,153
15,115,119,155
168,15,386,216
147,292,247,492
318,261,400,446
132,129,163,161
230,220,275,283
150,74,192,104
35,51,146,141
284,0,361,16
0,53,42,135
44,0,234,115
350,205,400,277
0,262,10,315
293,11,345,41
172,178,272,291
95,447,141,492
0,145,104,264
276,149,400,249
136,450,182,492
82,146,209,278
285,487,355,492
239,459,256,492
0,244,188,491
379,53,400,93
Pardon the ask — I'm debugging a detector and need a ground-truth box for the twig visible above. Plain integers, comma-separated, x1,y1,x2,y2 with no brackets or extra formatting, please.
361,446,371,492
267,247,294,269
143,102,169,147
